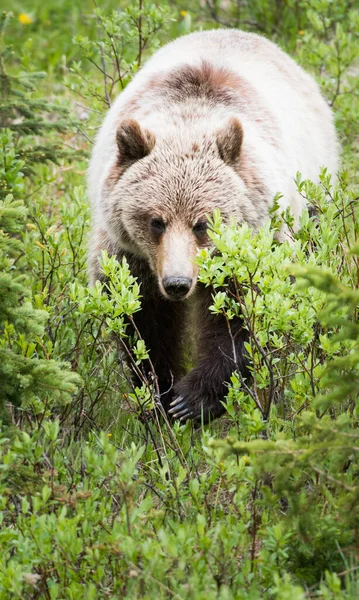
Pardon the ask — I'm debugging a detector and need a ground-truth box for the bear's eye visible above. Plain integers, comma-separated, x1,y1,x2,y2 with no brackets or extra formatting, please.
192,221,208,236
150,218,166,235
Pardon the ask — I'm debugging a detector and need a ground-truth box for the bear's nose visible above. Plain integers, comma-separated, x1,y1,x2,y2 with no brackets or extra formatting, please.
163,277,192,300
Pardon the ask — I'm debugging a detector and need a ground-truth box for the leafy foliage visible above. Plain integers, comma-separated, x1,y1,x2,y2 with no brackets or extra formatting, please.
67,3,174,107
1,1,359,598
0,12,80,187
0,132,81,415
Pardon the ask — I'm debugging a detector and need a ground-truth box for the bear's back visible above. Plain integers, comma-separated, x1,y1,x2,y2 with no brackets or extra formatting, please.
126,30,337,170
89,30,338,220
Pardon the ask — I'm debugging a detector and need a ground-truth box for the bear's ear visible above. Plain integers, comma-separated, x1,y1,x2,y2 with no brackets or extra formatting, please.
116,119,156,162
216,117,243,166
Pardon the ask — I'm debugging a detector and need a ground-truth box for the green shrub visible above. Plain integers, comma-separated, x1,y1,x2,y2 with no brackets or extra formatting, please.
0,137,81,416
1,1,359,598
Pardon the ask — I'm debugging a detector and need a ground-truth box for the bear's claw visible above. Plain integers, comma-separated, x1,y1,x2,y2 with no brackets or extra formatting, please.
169,395,184,410
168,396,192,421
168,394,206,423
169,377,227,424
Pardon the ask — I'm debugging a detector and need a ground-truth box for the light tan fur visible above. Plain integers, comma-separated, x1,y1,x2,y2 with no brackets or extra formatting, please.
157,226,200,297
88,29,339,295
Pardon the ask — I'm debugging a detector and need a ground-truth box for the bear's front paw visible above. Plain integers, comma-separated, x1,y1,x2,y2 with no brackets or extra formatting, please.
168,381,226,424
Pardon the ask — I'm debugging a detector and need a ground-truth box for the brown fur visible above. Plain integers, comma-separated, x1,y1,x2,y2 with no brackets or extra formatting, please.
151,62,247,106
90,65,270,423
216,117,244,165
88,30,338,423
102,61,279,204
117,119,156,161
118,61,279,146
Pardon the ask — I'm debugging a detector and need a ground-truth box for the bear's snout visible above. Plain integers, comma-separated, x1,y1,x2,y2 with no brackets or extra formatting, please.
162,276,192,301
156,228,199,300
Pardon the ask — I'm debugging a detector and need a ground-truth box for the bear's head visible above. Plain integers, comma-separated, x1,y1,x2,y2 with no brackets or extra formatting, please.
104,117,249,301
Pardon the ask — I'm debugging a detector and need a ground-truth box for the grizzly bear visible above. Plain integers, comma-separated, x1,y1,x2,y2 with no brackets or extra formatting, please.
88,29,338,423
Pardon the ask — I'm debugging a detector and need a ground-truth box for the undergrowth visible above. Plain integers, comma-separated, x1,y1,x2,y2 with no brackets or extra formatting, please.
1,1,359,598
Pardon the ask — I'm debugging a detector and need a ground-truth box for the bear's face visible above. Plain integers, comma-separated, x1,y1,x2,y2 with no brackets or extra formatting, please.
104,118,247,301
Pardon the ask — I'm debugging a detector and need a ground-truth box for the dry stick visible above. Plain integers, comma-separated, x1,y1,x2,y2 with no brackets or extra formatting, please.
312,466,356,493
247,271,275,419
75,101,102,115
309,323,320,397
105,23,126,91
152,402,188,471
118,334,151,388
128,316,159,397
232,278,273,416
223,311,263,415
68,117,94,145
205,0,267,32
137,0,143,69
250,481,259,573
98,38,111,108
86,277,168,465
87,56,114,83
92,0,127,94
114,324,173,474
93,0,111,107
129,316,187,470
75,367,114,434
126,377,167,473
128,562,185,600
329,38,342,107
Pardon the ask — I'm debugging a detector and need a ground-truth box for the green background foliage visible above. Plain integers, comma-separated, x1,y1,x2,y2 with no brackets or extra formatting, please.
1,0,359,597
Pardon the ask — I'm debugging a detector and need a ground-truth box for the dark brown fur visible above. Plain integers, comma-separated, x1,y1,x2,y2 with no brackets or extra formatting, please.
171,283,249,422
91,242,249,422
120,61,279,144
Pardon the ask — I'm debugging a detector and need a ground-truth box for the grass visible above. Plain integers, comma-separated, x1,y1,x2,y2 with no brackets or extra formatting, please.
1,1,359,598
